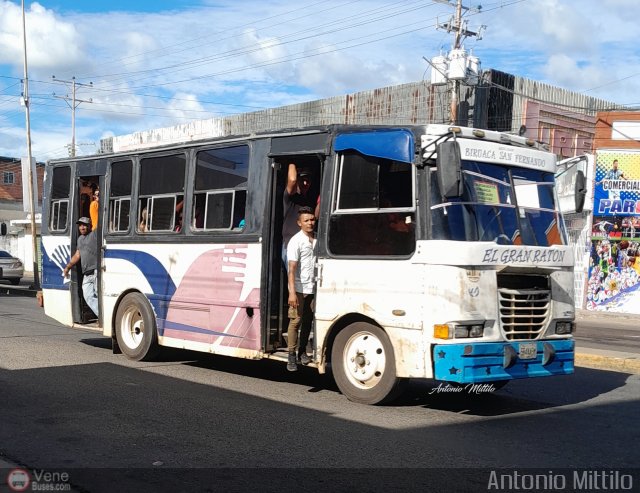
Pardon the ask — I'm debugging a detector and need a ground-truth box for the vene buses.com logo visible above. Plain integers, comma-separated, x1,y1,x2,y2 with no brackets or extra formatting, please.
6,468,31,492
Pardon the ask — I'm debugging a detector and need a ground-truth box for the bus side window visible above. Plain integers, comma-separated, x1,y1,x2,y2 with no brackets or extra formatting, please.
233,189,247,229
138,154,186,234
192,145,249,232
109,160,133,233
328,151,415,256
49,166,71,232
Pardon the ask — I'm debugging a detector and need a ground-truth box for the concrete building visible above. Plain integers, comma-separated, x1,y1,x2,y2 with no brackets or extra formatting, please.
0,156,44,273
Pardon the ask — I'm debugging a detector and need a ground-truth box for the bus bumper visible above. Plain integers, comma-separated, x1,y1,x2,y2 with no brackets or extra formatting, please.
432,339,574,383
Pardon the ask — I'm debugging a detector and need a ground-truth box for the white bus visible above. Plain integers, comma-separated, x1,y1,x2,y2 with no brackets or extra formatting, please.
41,124,583,404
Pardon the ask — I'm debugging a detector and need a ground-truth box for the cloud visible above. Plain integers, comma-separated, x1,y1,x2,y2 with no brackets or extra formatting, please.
294,42,410,96
235,84,315,110
87,80,145,122
0,1,84,72
236,28,291,78
0,126,26,157
542,54,602,91
165,92,206,121
477,0,640,105
535,0,596,55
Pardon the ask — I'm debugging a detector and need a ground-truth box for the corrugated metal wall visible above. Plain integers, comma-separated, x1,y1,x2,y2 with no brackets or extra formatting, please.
102,71,616,153
103,82,456,152
509,74,618,132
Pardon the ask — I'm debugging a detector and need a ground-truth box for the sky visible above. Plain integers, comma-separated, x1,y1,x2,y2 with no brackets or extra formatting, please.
1,0,640,161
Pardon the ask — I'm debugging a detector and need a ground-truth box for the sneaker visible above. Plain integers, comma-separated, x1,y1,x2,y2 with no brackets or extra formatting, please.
287,353,298,372
299,353,311,365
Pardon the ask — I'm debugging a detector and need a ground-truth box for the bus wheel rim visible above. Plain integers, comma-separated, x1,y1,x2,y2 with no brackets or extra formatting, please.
121,305,144,349
342,331,386,390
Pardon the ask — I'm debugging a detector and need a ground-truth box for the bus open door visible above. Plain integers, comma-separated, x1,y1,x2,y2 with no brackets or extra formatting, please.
263,134,327,354
41,161,106,328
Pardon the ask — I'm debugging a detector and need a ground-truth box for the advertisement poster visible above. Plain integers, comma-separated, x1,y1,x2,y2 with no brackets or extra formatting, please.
587,150,640,312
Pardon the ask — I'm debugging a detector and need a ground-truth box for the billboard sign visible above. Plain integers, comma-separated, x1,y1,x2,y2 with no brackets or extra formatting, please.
587,150,640,312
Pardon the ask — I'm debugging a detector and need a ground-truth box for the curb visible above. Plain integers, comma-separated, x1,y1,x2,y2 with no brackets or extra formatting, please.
0,286,37,297
575,351,640,374
576,309,639,322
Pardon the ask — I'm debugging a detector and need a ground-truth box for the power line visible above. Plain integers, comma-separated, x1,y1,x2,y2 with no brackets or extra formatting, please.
51,76,94,157
91,1,436,88
77,0,369,82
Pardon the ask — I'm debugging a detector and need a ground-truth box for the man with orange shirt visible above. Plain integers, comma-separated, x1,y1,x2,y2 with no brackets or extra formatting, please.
89,187,99,231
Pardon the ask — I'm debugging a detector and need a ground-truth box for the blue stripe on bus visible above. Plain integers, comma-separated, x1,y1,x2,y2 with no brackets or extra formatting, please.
41,243,71,290
103,250,243,341
49,247,246,342
104,249,176,328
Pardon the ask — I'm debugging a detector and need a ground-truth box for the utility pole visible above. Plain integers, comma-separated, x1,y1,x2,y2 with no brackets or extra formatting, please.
435,0,484,124
21,0,40,290
52,76,93,157
451,0,463,124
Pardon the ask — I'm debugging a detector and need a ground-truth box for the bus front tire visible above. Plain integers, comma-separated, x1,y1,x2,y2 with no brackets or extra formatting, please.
115,292,159,361
331,322,404,405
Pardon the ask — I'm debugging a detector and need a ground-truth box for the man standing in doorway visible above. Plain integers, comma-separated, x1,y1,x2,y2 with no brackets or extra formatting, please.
286,206,317,371
282,163,315,266
63,217,99,318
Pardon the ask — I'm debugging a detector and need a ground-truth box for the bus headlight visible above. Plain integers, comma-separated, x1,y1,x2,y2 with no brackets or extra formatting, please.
434,323,485,339
555,321,574,335
454,326,470,338
468,324,484,337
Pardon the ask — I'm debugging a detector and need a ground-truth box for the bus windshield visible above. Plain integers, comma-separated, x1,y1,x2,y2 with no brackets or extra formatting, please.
430,160,567,246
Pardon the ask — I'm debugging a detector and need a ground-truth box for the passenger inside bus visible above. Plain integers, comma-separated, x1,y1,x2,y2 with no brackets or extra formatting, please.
78,179,98,220
175,199,184,232
90,185,99,230
139,206,148,232
193,204,204,229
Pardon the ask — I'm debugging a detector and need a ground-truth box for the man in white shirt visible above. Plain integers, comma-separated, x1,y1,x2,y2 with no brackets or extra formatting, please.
282,163,316,269
286,206,317,371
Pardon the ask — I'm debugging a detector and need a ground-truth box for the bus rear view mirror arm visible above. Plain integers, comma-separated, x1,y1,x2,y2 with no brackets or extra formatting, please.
436,140,463,199
574,169,586,213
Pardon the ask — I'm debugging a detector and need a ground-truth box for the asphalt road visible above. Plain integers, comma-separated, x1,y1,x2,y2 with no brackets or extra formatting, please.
575,316,640,353
1,294,639,492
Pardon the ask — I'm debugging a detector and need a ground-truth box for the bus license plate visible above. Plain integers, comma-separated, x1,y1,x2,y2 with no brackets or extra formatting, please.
519,342,537,359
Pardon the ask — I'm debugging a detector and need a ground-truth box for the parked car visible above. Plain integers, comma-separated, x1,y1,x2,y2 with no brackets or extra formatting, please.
0,250,24,285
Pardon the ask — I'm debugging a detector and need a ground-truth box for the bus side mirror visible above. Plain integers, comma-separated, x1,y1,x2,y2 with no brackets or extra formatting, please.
436,140,462,198
575,170,586,213
0,222,6,236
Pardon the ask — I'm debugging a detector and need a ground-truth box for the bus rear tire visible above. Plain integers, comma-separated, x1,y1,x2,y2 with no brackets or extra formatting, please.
332,322,404,405
115,292,159,361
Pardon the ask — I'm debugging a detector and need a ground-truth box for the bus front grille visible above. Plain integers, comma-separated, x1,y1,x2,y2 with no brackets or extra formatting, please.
498,288,550,340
